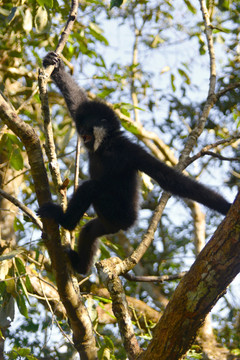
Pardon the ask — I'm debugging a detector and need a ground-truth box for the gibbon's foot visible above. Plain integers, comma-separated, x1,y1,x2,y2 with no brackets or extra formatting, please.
65,247,89,275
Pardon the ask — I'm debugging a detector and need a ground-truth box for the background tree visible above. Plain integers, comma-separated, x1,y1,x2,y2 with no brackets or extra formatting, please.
0,0,239,359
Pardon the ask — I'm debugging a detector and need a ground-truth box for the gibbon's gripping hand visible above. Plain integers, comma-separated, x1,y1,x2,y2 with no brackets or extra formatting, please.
37,202,64,224
42,51,64,77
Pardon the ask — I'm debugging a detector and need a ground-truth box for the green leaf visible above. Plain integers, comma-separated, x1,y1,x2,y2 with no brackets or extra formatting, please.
103,335,114,350
97,88,115,98
8,50,22,58
99,243,111,259
178,68,191,84
218,0,230,11
89,22,109,45
93,296,112,304
0,249,24,262
43,0,53,8
183,0,197,14
171,73,176,92
15,258,30,304
150,34,164,48
16,292,28,317
10,147,24,171
36,0,46,6
15,257,26,275
121,119,140,135
6,133,22,147
8,347,38,359
14,217,25,232
110,0,123,9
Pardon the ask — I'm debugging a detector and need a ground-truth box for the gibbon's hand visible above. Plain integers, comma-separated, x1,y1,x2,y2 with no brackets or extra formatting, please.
42,51,64,75
37,202,63,224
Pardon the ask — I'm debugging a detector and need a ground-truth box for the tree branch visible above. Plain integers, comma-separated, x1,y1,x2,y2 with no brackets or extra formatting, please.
216,81,240,99
186,136,240,166
123,272,187,283
139,191,240,360
96,258,143,360
0,189,43,230
179,0,217,165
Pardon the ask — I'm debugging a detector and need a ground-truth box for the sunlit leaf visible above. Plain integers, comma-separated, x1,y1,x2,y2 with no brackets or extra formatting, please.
121,119,140,135
0,8,10,16
23,8,33,33
34,6,49,33
160,66,171,74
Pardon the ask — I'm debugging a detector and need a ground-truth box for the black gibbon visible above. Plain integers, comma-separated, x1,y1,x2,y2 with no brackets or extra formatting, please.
37,52,231,274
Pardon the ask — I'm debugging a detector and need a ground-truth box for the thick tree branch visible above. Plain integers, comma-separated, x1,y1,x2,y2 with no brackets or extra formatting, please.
139,191,240,360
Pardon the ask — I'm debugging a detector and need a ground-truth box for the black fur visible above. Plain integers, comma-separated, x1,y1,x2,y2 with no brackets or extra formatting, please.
38,52,231,274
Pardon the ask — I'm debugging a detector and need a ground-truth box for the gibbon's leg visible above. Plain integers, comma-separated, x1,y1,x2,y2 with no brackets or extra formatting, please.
68,218,117,274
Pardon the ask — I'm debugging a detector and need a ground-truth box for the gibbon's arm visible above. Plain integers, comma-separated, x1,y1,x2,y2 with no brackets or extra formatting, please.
37,180,97,230
43,52,88,119
129,142,231,215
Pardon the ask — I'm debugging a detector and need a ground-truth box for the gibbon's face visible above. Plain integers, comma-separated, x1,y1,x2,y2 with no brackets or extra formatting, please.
75,100,121,152
77,117,107,152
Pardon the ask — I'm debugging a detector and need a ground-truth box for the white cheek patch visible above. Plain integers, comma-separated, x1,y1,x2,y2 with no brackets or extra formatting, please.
93,126,107,151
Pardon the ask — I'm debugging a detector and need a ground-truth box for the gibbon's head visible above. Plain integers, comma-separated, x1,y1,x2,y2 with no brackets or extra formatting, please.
75,100,121,152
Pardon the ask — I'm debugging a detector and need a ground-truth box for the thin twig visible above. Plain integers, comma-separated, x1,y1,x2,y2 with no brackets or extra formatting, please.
179,0,216,166
216,82,240,99
74,136,81,192
123,272,187,283
0,188,43,230
38,74,63,201
186,136,240,166
38,275,74,345
194,151,239,162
